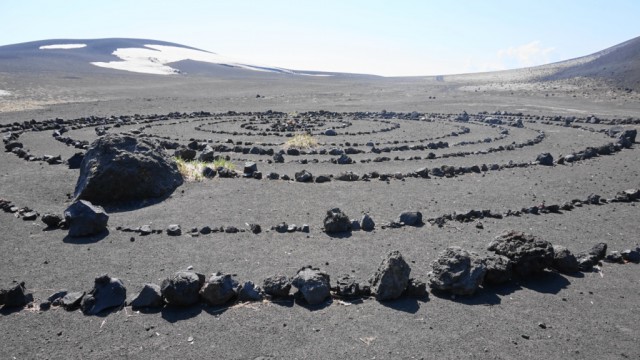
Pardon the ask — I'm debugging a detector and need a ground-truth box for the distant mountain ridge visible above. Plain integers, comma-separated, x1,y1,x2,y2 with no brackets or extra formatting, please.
0,38,309,76
543,36,640,90
0,37,638,88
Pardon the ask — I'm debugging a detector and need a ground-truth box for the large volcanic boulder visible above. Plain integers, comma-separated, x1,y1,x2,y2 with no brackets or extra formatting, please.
74,134,183,205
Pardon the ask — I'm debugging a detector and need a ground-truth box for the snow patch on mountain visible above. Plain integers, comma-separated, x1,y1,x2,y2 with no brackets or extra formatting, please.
40,44,87,50
91,44,294,75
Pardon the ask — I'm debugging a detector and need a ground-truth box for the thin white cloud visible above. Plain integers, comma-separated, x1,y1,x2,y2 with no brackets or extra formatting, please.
460,40,557,74
497,40,556,67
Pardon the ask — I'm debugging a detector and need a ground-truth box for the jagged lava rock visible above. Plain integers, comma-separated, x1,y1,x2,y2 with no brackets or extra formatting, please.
292,267,331,305
334,275,368,298
237,281,263,302
369,250,411,300
552,245,580,274
487,230,554,277
161,271,205,307
81,274,127,315
483,255,513,285
262,275,292,298
324,208,352,233
361,214,375,231
0,282,32,307
429,247,486,295
199,272,238,305
64,200,109,237
129,283,163,309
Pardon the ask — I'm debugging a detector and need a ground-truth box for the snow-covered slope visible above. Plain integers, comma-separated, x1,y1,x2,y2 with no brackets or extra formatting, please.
0,38,312,76
90,44,295,75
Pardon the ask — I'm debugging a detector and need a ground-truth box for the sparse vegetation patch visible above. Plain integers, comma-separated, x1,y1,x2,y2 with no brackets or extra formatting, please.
283,133,319,150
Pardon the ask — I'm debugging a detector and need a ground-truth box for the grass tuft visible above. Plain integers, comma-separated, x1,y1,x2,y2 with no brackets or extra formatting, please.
284,133,319,150
213,158,236,170
174,157,236,182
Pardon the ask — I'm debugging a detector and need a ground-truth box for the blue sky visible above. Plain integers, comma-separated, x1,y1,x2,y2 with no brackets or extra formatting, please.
1,0,639,76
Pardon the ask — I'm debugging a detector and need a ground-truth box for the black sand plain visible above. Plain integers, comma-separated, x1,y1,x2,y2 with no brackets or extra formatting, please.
0,39,639,359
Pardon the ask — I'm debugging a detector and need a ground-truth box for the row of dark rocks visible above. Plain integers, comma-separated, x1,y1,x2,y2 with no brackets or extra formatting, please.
430,231,640,296
191,125,632,183
175,118,470,148
4,186,638,242
0,250,423,313
195,117,401,137
9,112,631,181
224,127,545,166
427,189,640,227
458,110,640,126
2,110,637,138
53,114,510,163
3,132,63,164
3,233,638,314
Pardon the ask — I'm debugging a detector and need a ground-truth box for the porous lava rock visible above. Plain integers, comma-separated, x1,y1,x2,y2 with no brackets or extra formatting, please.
262,275,292,298
334,275,368,298
292,267,331,305
483,255,513,285
577,243,608,271
405,278,428,299
323,208,352,233
487,230,554,277
428,247,486,295
369,250,411,301
199,272,238,305
74,134,183,205
161,271,205,307
0,282,32,307
237,281,263,302
552,245,580,274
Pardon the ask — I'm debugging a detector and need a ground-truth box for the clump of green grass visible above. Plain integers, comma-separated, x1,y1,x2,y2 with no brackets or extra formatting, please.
174,157,236,182
175,158,206,182
213,158,236,170
284,133,319,150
